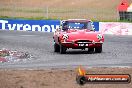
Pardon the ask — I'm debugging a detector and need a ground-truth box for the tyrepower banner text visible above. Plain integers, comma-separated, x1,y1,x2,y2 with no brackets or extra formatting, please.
0,19,60,32
0,19,99,32
99,22,132,35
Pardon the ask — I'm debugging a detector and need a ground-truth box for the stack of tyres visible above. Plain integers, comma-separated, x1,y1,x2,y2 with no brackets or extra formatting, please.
118,0,129,21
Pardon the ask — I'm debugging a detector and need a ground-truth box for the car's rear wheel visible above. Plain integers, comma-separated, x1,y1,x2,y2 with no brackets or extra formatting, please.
88,48,94,54
54,43,60,52
95,45,102,53
60,45,67,54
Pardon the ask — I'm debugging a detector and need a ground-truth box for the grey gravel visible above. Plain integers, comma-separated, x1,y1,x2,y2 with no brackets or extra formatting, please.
0,30,132,69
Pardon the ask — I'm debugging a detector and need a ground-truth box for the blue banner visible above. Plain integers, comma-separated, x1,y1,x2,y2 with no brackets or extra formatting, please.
0,19,99,32
0,19,60,32
93,22,99,31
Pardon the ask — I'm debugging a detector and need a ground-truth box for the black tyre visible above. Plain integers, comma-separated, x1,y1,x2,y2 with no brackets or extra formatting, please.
88,48,94,54
60,45,66,54
54,43,60,52
95,45,102,53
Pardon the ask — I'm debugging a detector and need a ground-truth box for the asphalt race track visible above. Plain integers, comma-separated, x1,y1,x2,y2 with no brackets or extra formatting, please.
0,30,132,69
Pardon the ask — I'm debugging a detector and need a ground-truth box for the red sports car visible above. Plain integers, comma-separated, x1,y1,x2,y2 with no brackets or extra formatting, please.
53,19,104,54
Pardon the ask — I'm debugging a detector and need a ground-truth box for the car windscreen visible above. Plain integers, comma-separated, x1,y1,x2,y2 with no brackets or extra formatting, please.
67,22,88,29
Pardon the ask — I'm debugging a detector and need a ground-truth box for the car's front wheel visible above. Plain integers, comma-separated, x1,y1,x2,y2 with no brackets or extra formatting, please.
60,45,67,54
88,48,94,54
95,45,102,53
54,43,60,52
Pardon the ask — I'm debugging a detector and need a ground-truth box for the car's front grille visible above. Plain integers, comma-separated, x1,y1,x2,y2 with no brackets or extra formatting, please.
75,40,92,44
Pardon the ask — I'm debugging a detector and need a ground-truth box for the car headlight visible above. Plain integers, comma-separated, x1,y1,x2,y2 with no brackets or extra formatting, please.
97,34,103,40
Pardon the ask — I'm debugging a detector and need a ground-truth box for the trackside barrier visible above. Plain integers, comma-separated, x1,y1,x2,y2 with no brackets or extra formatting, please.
0,19,60,32
0,19,132,35
99,22,132,35
0,19,99,32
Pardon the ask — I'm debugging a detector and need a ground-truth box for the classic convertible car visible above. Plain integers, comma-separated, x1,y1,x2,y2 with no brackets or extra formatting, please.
53,19,104,54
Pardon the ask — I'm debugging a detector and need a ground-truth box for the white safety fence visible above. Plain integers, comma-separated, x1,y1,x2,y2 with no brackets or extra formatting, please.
99,22,132,35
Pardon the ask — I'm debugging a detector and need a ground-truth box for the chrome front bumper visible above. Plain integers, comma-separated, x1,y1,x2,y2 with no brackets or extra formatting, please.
61,41,103,44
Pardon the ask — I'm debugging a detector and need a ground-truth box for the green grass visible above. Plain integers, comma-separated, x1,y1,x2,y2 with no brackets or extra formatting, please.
0,15,131,22
0,16,59,20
